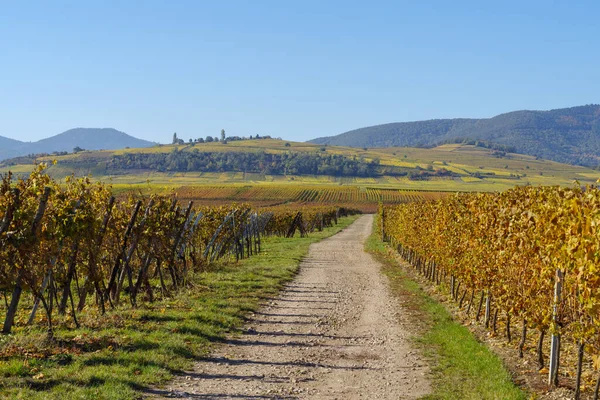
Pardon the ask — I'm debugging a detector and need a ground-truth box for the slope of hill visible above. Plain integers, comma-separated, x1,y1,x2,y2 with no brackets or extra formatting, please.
1,139,599,193
0,128,154,161
310,105,600,166
0,136,25,160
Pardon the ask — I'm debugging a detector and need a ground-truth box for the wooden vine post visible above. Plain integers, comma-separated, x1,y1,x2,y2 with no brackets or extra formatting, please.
380,207,385,240
549,268,563,386
2,187,51,334
484,291,491,328
106,200,142,304
78,196,115,312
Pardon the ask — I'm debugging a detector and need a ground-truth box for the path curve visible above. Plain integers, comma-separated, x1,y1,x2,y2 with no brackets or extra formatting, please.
153,215,430,399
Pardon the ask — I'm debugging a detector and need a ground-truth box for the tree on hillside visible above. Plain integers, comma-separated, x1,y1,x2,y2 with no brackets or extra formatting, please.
172,132,178,144
205,136,214,143
221,129,226,142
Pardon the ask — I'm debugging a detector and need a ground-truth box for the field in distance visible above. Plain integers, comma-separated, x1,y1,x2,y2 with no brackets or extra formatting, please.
1,138,598,208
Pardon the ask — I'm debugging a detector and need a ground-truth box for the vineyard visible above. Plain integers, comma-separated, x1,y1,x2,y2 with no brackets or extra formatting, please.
173,184,446,212
7,162,594,398
0,165,358,340
380,186,600,398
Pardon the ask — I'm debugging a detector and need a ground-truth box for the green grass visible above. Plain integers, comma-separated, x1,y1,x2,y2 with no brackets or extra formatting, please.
0,215,360,399
365,219,526,400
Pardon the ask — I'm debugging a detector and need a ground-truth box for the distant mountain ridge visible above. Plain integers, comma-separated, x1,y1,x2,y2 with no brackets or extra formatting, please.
310,105,600,166
0,128,154,161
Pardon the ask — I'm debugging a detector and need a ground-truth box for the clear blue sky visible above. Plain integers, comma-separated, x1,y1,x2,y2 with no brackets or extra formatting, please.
1,1,598,143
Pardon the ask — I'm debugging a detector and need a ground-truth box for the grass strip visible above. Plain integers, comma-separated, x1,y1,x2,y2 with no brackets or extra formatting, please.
0,215,359,399
365,218,526,400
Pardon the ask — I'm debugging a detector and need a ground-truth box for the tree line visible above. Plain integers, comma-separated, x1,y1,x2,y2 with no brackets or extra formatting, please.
109,149,388,177
171,131,277,145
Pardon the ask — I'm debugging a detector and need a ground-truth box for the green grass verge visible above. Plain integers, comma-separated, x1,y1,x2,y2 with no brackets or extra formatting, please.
0,215,360,399
365,218,526,400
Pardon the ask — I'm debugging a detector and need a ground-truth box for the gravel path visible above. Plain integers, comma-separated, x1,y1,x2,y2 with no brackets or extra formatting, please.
150,215,430,399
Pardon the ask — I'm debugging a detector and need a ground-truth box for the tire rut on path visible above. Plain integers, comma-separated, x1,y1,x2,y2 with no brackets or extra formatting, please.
150,214,430,399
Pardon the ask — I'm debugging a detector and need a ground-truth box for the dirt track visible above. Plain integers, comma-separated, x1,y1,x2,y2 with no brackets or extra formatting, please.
151,215,430,399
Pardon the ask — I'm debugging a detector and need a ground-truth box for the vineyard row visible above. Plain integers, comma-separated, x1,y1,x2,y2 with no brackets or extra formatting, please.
380,186,600,398
0,165,358,338
174,185,446,208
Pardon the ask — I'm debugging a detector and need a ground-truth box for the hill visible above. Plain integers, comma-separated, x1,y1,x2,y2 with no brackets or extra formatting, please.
310,105,600,166
0,128,154,161
0,136,25,160
1,138,599,193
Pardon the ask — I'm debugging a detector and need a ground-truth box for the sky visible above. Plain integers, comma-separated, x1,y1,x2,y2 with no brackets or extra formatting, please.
0,1,599,143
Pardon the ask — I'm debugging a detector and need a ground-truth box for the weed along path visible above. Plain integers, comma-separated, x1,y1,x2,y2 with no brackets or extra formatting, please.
153,215,430,399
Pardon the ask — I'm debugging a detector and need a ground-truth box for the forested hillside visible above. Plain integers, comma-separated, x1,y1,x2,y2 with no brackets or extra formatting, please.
0,128,154,161
310,105,600,166
107,149,456,179
0,136,24,160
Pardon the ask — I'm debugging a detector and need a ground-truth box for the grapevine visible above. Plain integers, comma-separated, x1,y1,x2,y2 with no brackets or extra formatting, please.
380,185,600,396
0,165,358,338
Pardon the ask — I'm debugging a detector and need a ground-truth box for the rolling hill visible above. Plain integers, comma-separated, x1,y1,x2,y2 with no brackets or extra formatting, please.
0,128,154,161
0,136,24,160
1,138,599,193
310,105,600,166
